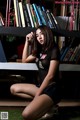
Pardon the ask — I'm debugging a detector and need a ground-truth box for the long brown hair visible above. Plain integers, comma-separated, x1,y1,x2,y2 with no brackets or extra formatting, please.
36,25,55,51
32,25,55,55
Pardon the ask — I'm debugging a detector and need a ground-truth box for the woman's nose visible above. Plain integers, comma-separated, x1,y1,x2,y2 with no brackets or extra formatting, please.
38,34,41,39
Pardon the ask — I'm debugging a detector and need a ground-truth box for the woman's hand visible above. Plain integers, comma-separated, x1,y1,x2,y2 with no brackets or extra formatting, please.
34,92,40,99
34,87,43,98
26,32,34,43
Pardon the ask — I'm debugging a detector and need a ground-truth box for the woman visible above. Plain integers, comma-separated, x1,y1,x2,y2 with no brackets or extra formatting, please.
10,25,61,120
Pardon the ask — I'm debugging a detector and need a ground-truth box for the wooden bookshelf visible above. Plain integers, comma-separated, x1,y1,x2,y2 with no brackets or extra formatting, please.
0,0,80,106
59,64,80,71
0,26,80,37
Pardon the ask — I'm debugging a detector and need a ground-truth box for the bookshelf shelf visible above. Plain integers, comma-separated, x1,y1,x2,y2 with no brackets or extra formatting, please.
0,26,36,37
59,64,80,71
0,26,80,69
0,26,80,38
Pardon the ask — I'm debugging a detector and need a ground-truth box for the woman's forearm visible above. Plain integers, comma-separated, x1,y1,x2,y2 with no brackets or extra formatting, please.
22,37,36,63
22,38,30,62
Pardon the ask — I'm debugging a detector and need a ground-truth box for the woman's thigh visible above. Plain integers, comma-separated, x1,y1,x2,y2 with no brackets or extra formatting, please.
10,83,39,97
22,94,53,120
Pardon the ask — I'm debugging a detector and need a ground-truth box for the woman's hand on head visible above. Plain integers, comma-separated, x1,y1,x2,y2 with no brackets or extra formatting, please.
26,32,34,43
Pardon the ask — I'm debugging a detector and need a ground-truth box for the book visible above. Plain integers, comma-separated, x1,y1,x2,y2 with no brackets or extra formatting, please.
31,5,39,27
26,3,34,27
5,0,9,26
0,16,4,26
41,6,50,27
23,4,31,27
50,12,60,29
36,5,47,25
69,46,79,62
75,45,80,63
16,0,22,27
60,47,70,61
0,11,5,26
13,0,21,27
29,4,38,27
5,0,12,26
60,0,66,16
63,47,74,62
46,9,55,28
55,16,70,30
19,1,26,27
73,44,80,62
32,3,42,26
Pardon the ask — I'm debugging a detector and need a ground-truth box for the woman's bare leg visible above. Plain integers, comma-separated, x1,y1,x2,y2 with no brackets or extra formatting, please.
10,83,39,99
22,94,54,120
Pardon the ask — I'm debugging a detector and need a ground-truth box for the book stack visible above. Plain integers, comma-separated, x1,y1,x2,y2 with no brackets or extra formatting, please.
11,0,59,28
60,37,80,64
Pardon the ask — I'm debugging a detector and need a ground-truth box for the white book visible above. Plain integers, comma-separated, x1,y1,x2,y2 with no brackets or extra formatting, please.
16,0,22,27
26,3,34,27
19,1,26,27
0,16,4,26
13,0,20,27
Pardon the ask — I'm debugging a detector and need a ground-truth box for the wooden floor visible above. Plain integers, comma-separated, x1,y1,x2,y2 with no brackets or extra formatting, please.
0,99,80,107
0,99,30,107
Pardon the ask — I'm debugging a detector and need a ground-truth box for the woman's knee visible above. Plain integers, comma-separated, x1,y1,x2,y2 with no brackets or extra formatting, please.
10,84,18,95
22,110,35,120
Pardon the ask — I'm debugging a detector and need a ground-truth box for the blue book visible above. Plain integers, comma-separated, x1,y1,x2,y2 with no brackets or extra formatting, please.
42,11,50,27
60,47,70,61
36,6,46,25
0,41,7,62
32,4,42,26
42,6,51,27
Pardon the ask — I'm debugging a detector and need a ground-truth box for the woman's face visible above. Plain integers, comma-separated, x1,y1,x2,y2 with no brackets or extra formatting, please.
36,29,45,45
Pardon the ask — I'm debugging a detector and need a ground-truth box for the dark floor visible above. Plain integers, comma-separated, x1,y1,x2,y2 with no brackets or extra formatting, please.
0,106,80,120
52,106,80,120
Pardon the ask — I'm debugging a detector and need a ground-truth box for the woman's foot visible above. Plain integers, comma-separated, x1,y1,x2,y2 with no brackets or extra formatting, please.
39,105,59,120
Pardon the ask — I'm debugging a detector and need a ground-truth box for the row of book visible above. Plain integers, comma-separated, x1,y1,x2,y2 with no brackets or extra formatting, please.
60,43,80,64
55,0,80,31
0,16,4,26
0,12,5,26
12,0,59,28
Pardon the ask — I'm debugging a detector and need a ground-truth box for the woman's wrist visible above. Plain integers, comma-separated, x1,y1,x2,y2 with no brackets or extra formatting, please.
26,36,29,42
26,37,31,45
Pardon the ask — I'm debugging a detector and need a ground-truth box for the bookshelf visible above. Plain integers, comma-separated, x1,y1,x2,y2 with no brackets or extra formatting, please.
0,26,80,37
54,0,80,30
0,0,80,101
0,1,79,58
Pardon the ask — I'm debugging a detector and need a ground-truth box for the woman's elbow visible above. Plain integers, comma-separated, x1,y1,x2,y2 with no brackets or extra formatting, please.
22,59,26,63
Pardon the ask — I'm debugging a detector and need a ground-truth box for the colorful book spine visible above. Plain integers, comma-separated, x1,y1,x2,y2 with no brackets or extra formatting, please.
63,48,74,62
46,10,54,28
41,6,50,27
26,3,34,27
69,46,78,62
16,0,22,27
36,6,46,25
5,0,9,26
29,4,38,27
13,0,20,27
32,4,42,26
23,4,31,27
60,47,70,61
50,12,60,29
19,1,26,27
73,44,80,62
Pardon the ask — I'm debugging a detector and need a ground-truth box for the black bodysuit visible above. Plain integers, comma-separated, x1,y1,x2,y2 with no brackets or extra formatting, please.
36,45,61,104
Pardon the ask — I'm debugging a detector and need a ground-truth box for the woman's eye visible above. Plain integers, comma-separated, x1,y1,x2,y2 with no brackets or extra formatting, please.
36,36,38,38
